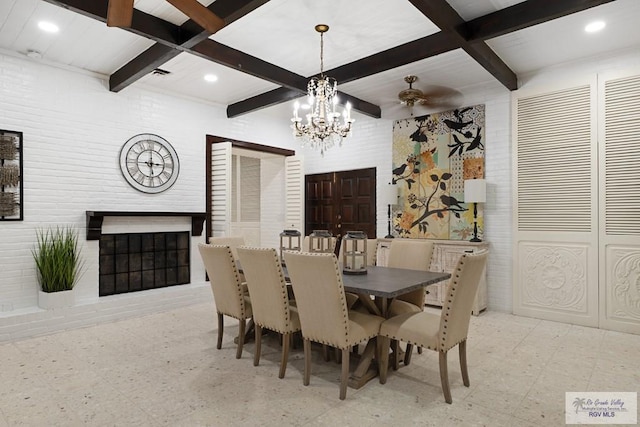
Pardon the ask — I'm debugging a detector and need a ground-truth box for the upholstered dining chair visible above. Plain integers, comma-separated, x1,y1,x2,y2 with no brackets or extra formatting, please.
198,243,252,359
236,247,301,378
386,239,434,315
283,251,385,400
386,239,434,363
208,236,245,260
209,236,247,284
378,250,488,404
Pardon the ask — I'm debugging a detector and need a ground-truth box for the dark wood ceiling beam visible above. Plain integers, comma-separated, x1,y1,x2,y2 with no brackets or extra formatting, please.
41,0,181,46
328,31,458,84
408,0,518,90
190,39,309,89
190,39,381,118
465,0,617,41
226,87,381,119
110,0,270,92
227,88,302,118
226,32,459,118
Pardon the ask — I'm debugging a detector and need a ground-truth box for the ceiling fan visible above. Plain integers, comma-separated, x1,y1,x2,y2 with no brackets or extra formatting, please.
393,75,463,117
107,0,224,33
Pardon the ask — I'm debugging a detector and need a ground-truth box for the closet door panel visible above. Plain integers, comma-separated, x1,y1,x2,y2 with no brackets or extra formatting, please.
513,80,599,327
599,72,640,334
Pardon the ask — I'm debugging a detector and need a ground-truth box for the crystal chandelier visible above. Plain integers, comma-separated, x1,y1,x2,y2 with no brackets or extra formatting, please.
291,24,354,156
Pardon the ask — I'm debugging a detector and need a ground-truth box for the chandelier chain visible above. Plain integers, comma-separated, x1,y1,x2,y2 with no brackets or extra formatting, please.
290,24,354,156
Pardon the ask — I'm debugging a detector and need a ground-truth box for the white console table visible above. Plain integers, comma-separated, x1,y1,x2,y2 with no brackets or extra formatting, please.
376,239,489,315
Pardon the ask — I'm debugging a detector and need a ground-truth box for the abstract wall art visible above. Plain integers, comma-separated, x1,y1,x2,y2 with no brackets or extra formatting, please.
391,105,485,240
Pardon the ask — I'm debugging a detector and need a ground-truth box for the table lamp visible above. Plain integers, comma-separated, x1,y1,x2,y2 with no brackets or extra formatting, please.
464,179,486,242
381,182,399,238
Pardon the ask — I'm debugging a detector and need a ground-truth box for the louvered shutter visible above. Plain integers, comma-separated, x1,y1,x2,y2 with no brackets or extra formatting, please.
210,142,231,238
285,156,304,231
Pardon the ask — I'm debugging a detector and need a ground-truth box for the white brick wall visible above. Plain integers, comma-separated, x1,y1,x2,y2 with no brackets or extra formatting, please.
4,45,638,340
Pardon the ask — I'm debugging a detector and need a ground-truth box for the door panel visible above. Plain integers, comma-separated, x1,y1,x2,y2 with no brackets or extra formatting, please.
338,169,376,238
305,168,376,253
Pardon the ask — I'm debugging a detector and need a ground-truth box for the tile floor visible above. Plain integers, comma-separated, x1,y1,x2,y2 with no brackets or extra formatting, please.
0,304,638,426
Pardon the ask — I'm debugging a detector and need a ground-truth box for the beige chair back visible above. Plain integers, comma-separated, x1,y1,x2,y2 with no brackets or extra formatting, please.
284,251,351,349
236,247,296,333
439,250,488,351
387,239,434,307
387,239,433,271
198,243,249,319
208,236,245,259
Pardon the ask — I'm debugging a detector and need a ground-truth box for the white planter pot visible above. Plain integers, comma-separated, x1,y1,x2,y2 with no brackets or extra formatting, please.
38,289,75,310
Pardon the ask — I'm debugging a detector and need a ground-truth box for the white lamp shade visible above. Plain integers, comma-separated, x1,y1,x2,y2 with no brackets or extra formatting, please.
464,179,486,203
380,182,399,206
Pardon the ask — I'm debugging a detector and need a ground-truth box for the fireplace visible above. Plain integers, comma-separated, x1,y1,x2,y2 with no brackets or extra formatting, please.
99,231,190,296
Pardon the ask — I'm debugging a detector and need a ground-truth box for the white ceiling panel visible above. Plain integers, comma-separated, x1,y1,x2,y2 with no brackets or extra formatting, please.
0,0,639,119
137,51,279,105
212,0,440,77
447,0,526,20
487,0,640,74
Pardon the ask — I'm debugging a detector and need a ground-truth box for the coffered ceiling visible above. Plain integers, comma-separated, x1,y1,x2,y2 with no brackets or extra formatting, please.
1,0,639,120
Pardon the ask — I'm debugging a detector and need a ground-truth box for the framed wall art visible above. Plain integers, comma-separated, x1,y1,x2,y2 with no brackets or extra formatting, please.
0,129,23,221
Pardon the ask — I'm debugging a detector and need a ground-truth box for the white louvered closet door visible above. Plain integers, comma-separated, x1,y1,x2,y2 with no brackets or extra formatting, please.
210,141,232,239
513,79,599,327
285,156,304,231
599,71,640,334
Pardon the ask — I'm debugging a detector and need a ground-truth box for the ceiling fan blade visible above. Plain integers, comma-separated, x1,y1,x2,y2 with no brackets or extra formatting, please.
165,0,225,33
107,0,134,28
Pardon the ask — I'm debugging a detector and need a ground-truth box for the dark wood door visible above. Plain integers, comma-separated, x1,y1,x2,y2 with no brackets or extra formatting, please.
305,168,376,250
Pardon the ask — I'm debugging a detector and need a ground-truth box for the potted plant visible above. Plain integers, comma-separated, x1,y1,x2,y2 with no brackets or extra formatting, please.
32,226,85,309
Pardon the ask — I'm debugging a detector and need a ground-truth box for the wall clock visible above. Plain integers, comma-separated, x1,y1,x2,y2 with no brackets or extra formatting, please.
119,133,179,194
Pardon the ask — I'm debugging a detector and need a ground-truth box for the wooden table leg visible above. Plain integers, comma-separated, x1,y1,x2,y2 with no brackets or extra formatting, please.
348,337,379,389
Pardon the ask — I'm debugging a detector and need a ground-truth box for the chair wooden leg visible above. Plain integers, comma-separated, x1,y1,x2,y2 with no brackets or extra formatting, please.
253,324,262,366
279,332,290,379
392,340,400,371
439,350,452,404
216,313,224,349
459,340,469,387
236,319,246,359
379,336,390,384
334,347,341,364
404,344,414,366
303,338,311,386
322,345,330,362
340,348,349,400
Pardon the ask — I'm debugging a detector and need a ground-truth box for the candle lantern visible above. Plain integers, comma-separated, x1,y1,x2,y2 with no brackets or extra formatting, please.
279,229,301,263
342,231,368,275
309,230,333,253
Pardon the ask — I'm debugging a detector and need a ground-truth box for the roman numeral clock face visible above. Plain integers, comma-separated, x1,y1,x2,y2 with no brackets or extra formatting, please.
119,134,179,193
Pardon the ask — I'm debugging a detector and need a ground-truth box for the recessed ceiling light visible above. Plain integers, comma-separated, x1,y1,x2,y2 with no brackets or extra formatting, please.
204,74,218,83
38,21,59,33
585,21,605,33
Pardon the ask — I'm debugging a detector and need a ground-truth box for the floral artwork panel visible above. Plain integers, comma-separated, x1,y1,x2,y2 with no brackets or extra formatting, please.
392,105,485,240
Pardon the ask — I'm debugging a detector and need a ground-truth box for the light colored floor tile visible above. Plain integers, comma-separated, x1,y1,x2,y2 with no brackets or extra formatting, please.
0,304,639,426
